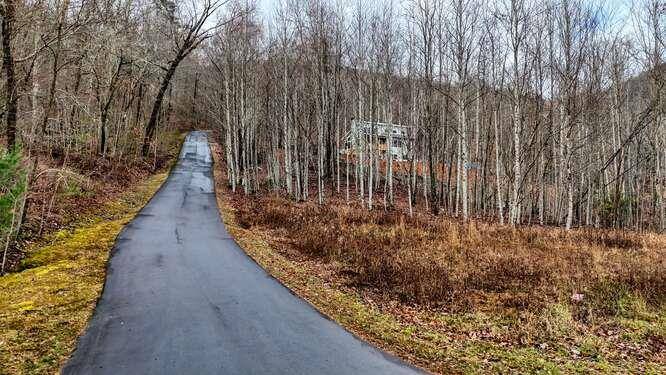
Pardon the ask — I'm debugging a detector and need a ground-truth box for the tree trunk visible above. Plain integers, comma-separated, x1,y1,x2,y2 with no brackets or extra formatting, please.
494,97,504,225
1,0,18,147
142,56,182,157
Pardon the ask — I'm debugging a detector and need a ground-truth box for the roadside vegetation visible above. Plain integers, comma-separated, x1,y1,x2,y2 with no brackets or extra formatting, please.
0,171,169,374
211,143,665,373
0,132,182,374
237,196,665,314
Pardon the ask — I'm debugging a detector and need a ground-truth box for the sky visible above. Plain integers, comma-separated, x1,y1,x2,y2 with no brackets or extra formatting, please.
247,0,653,62
253,0,636,31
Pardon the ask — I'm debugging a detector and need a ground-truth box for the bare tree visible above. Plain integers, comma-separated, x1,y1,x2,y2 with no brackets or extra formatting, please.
142,0,231,156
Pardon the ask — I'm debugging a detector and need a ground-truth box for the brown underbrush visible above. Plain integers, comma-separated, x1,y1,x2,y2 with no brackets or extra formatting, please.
214,138,665,372
237,195,665,319
3,131,183,272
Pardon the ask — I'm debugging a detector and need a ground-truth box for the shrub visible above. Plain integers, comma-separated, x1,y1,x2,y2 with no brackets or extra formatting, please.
599,194,634,228
236,195,666,316
0,145,27,273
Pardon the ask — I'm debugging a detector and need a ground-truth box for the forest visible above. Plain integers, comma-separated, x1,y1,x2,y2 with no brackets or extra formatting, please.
1,0,664,259
0,0,665,373
199,0,665,235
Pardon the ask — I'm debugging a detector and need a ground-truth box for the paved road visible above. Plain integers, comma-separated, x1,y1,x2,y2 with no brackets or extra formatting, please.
63,132,421,375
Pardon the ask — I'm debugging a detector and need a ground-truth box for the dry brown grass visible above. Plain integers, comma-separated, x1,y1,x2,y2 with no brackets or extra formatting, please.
211,136,664,372
236,195,666,319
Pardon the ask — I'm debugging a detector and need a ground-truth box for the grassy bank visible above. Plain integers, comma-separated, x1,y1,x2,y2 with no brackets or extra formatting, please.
4,131,184,273
0,172,169,374
210,144,665,373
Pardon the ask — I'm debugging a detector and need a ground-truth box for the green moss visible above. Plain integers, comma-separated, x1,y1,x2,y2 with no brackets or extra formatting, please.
60,178,90,199
0,172,168,375
540,303,574,339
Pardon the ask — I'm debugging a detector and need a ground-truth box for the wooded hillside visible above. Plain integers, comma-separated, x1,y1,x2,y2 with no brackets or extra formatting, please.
0,0,235,272
1,0,664,269
198,0,665,233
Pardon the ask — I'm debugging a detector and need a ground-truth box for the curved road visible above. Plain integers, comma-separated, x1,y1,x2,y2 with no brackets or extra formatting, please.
63,132,421,375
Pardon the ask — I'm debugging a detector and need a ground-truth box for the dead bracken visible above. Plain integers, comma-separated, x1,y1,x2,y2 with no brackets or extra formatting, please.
208,130,665,373
236,195,665,313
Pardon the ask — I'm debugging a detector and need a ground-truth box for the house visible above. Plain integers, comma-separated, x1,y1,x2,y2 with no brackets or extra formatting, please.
342,121,481,182
344,120,412,161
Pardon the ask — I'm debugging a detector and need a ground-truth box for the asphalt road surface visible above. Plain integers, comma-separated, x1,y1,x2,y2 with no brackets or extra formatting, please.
63,131,421,375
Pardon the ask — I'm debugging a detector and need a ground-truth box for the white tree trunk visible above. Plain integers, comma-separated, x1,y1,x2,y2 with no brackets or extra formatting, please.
510,97,521,225
494,100,504,225
459,88,469,220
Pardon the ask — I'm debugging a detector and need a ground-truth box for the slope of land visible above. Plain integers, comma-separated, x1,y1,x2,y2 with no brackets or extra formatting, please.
3,131,183,272
0,133,182,374
210,141,666,374
0,171,169,374
63,131,420,375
